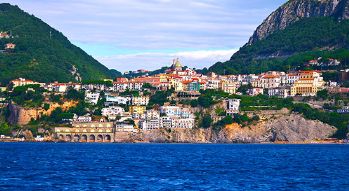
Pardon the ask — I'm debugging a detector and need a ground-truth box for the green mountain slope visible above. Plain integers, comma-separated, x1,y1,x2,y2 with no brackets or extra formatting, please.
209,17,349,74
0,3,120,84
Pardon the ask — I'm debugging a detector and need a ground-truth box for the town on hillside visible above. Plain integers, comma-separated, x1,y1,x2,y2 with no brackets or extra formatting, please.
1,58,349,143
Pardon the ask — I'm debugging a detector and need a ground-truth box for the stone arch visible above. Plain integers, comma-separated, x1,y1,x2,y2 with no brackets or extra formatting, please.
81,135,88,142
104,135,111,142
97,134,103,142
89,135,95,142
58,134,64,140
66,135,72,142
73,135,80,142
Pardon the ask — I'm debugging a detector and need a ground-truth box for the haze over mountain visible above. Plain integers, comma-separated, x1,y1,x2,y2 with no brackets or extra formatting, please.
209,0,349,74
0,3,121,84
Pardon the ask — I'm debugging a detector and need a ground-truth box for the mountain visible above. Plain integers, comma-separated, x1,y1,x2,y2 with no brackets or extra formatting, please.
0,3,121,84
209,0,349,75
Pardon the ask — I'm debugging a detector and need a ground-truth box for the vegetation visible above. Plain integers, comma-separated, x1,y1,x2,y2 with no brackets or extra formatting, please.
201,115,212,129
292,103,349,139
209,17,349,75
65,88,84,101
119,89,140,97
0,3,120,84
148,89,174,107
10,84,44,107
0,122,11,135
82,80,113,87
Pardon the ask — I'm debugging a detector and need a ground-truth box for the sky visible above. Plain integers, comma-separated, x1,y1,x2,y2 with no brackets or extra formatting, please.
6,0,286,72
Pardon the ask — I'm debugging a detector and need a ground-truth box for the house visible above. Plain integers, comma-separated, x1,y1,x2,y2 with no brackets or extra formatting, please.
115,123,136,132
101,106,125,118
219,80,238,94
105,94,130,105
0,32,10,39
73,114,92,123
129,105,146,119
10,78,40,88
247,88,264,96
5,43,15,50
85,91,100,105
171,118,195,129
160,106,182,117
225,99,240,115
160,116,172,129
131,96,149,106
268,87,290,98
140,110,161,130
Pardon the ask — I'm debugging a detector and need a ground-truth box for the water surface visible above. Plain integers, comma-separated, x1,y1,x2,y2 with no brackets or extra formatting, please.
0,143,349,190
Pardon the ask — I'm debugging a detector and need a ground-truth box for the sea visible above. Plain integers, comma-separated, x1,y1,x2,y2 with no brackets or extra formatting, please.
0,143,349,191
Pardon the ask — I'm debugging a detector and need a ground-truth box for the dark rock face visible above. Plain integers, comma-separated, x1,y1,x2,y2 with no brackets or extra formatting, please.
248,0,349,45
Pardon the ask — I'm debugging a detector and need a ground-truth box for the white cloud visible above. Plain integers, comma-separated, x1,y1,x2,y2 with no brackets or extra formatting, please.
97,49,238,72
5,0,287,71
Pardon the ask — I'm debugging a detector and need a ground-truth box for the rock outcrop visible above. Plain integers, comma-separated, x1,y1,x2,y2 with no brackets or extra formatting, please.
7,103,41,126
7,101,77,126
248,0,349,45
267,114,336,142
113,112,336,143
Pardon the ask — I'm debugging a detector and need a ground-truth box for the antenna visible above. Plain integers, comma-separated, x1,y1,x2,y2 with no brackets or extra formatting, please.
49,30,52,39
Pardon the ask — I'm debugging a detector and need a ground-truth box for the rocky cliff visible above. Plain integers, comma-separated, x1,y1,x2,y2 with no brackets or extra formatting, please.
7,101,77,126
113,112,336,143
248,0,349,45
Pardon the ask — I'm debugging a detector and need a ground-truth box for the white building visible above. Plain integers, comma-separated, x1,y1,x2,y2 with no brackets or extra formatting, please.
101,106,125,118
142,110,161,130
225,99,240,115
85,91,100,105
105,94,130,105
248,88,264,96
115,123,136,132
171,118,195,129
268,87,290,98
73,114,92,123
160,117,172,129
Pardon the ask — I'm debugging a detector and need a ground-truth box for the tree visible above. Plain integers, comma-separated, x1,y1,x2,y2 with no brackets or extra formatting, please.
142,83,156,90
0,123,11,136
201,115,212,128
148,90,172,106
317,89,329,100
43,103,50,111
238,84,252,95
198,95,213,108
190,100,198,107
66,88,84,101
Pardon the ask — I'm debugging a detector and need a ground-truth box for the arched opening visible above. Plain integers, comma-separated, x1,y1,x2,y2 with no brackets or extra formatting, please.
89,135,95,142
104,135,111,142
73,135,80,142
81,135,87,142
65,135,72,142
58,134,64,140
97,134,103,142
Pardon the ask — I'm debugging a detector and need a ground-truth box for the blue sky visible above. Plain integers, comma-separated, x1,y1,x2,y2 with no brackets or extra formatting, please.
6,0,286,72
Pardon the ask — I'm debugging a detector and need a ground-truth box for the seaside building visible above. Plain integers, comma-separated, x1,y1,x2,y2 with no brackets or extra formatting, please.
55,122,114,142
290,71,324,96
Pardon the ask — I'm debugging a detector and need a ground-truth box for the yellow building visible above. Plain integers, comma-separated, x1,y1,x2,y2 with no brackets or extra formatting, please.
219,80,237,94
291,71,324,96
129,105,146,115
169,78,184,91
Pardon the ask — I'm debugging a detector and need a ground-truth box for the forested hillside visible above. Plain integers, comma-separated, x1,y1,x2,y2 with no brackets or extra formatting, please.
0,3,121,84
209,17,349,74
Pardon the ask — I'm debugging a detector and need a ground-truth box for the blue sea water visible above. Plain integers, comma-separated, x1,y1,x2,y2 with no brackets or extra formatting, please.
0,143,349,191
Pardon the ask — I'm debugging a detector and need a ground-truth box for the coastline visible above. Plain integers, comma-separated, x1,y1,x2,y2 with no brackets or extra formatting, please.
0,138,346,144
